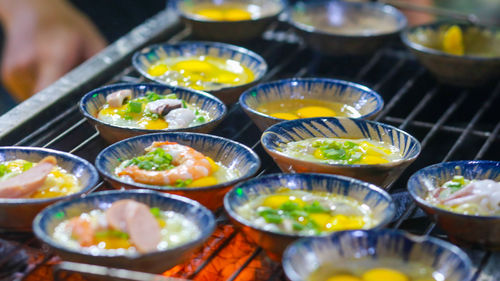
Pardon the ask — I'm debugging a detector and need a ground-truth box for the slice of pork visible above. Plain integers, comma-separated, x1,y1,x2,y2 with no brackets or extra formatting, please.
105,199,161,253
145,99,183,116
165,108,195,129
125,202,162,253
0,156,57,198
106,90,133,107
105,199,137,232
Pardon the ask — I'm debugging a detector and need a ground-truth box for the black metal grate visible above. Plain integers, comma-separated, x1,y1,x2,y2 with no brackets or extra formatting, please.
0,14,499,281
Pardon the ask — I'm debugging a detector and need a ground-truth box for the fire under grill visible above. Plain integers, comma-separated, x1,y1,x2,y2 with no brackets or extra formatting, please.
0,9,499,281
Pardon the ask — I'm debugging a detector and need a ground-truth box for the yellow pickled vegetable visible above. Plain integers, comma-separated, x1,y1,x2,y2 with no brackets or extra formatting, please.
443,25,465,56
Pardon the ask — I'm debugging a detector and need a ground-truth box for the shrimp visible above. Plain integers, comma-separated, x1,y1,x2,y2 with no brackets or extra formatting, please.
118,141,212,185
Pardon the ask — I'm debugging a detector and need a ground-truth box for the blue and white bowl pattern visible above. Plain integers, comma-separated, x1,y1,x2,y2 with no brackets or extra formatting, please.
408,160,500,204
96,132,260,191
33,190,215,273
239,78,384,130
262,117,420,161
0,146,99,230
225,173,395,236
132,41,267,97
283,229,473,281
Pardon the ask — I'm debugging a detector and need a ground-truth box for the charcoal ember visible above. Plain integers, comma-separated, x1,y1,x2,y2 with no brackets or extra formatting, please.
0,239,28,280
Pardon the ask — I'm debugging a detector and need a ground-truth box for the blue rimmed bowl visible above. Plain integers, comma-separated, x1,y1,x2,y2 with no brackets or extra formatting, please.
79,83,227,143
408,160,500,250
239,78,384,131
261,117,421,188
33,190,215,273
132,41,268,104
172,0,286,42
402,22,500,87
289,1,407,56
283,229,473,281
96,132,260,210
0,147,98,231
224,173,395,260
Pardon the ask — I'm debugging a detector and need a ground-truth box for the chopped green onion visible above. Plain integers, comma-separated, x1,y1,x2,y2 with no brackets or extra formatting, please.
146,92,163,101
304,201,329,213
95,230,129,239
128,101,143,113
124,148,174,171
0,164,11,177
150,207,161,218
22,162,33,171
175,179,193,187
165,94,178,99
196,116,206,123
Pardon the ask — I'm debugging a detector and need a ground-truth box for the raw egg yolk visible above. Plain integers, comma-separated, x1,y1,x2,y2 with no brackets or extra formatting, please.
188,176,218,187
326,275,362,281
172,60,215,74
196,9,225,20
262,195,304,209
296,106,336,118
148,64,168,76
270,113,299,120
443,25,464,56
361,268,409,281
224,9,252,21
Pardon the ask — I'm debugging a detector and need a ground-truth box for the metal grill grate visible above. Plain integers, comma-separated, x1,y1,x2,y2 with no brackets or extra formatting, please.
0,10,499,281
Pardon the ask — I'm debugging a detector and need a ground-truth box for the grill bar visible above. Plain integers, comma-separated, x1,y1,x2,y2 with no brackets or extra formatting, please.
0,9,498,281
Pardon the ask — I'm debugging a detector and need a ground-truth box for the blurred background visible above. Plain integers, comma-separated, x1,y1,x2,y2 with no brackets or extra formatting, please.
0,0,498,115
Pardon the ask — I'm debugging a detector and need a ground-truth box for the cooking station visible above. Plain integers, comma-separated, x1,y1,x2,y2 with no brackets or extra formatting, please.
0,7,499,281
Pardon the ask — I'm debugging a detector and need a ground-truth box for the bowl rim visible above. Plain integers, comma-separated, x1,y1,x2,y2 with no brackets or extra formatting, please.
407,160,500,220
282,228,474,281
288,0,407,38
32,189,216,259
131,41,268,93
95,132,261,192
0,146,99,205
172,0,287,23
223,172,396,239
401,21,500,61
261,117,421,168
79,83,228,134
239,77,384,121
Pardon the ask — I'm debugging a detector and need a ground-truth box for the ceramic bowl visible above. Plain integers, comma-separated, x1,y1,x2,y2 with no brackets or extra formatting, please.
79,83,227,143
283,229,473,281
408,160,500,250
239,77,384,131
132,41,268,104
172,0,286,42
261,117,421,188
224,173,395,260
33,190,215,273
402,22,500,87
95,132,260,210
0,147,98,231
289,0,407,56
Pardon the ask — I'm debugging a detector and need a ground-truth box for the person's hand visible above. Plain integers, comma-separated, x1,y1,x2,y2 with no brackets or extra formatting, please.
0,0,107,101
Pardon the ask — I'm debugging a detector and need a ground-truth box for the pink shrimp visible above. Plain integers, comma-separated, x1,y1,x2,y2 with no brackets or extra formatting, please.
118,141,212,186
